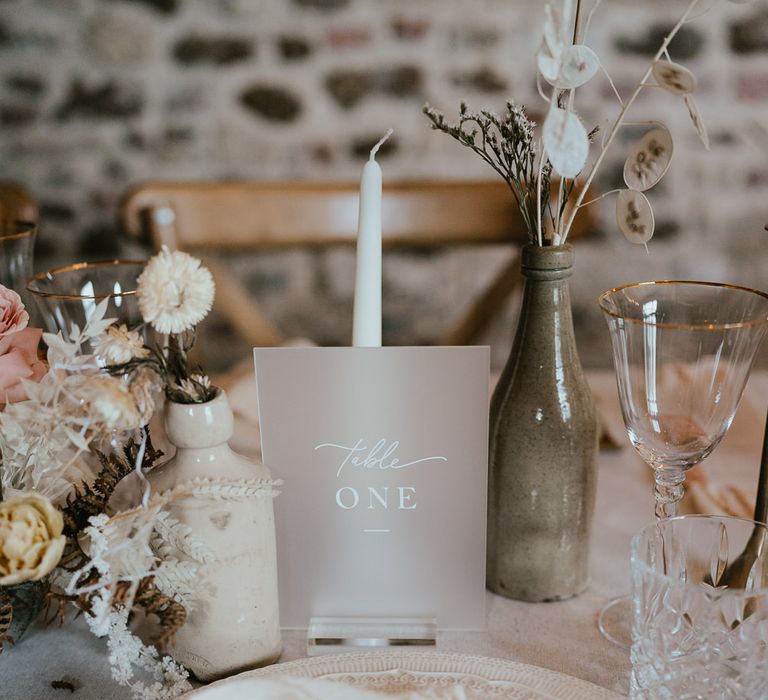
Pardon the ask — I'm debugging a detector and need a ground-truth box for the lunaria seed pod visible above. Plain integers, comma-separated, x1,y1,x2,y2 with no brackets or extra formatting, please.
652,60,697,95
623,127,674,191
557,45,600,89
543,107,589,179
684,94,710,149
616,189,655,245
539,44,599,90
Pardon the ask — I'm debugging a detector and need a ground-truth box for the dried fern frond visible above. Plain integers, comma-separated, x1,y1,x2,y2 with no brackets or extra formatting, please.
0,592,14,653
151,559,201,611
112,576,187,651
62,430,164,538
151,512,215,564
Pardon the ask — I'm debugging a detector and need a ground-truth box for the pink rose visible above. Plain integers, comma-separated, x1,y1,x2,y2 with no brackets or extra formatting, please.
0,286,29,355
0,286,46,405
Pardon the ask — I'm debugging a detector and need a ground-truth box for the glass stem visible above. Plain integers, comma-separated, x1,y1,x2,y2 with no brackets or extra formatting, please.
654,469,685,520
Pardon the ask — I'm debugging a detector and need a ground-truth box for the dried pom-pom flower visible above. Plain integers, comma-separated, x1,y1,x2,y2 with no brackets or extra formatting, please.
137,247,215,335
616,189,655,245
623,127,674,191
543,107,589,178
652,60,697,95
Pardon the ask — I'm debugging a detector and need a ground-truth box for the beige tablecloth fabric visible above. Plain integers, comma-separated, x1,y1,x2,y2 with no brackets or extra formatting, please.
2,371,765,700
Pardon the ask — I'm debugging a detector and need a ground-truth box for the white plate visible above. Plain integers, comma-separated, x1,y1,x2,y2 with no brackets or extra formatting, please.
184,651,624,699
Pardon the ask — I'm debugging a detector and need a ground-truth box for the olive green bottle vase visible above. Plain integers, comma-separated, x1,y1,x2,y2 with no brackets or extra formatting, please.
487,244,598,602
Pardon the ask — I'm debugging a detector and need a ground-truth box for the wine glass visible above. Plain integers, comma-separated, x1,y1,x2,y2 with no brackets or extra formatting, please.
597,280,768,646
27,260,146,352
0,220,36,306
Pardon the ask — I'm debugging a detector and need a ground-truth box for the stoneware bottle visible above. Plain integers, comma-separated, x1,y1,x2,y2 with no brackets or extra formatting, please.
148,389,281,681
487,244,598,602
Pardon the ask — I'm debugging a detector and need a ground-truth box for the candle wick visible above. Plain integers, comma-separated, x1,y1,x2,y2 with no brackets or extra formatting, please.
369,128,394,160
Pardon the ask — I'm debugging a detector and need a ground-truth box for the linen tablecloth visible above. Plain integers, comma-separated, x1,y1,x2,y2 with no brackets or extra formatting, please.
2,371,765,699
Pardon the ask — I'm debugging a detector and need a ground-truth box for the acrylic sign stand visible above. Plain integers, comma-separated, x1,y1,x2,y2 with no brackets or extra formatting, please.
254,346,489,654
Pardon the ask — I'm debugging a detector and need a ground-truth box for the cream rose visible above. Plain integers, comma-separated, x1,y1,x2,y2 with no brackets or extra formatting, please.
0,493,66,586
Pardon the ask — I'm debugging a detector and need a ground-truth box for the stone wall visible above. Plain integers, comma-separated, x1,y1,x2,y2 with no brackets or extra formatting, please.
1,0,767,370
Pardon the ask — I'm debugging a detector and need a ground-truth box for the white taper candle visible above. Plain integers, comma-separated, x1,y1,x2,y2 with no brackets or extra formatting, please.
352,128,392,347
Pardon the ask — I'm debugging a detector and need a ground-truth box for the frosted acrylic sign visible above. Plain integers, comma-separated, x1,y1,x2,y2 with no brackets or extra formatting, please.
254,347,489,630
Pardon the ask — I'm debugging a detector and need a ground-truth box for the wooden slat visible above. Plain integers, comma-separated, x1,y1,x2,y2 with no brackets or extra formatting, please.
123,180,582,249
205,259,284,348
122,179,597,348
0,182,38,223
145,203,285,348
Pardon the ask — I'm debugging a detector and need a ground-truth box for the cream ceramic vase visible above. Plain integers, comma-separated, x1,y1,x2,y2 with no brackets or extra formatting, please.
148,389,281,681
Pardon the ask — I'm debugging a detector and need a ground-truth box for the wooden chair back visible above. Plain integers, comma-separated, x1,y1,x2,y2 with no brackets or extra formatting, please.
0,182,38,223
122,180,593,347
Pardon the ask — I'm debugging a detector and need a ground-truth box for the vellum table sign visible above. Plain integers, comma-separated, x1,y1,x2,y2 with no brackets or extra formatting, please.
253,130,489,644
254,345,489,634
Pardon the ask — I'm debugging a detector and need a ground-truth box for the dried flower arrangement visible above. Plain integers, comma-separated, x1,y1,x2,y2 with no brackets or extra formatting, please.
424,0,750,248
0,247,278,699
101,246,216,404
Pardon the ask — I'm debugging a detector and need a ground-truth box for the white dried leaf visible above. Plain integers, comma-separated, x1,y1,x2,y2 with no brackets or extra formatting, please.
90,296,111,326
623,127,674,191
85,317,117,340
83,299,116,339
43,332,76,357
684,94,710,149
652,60,697,94
65,426,91,452
538,48,560,84
542,4,562,58
16,377,50,404
560,0,575,36
616,189,655,244
72,506,161,593
541,0,574,60
543,107,589,178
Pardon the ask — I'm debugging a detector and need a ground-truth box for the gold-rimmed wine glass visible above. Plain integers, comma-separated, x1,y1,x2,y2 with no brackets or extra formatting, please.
0,220,36,305
27,260,146,352
597,280,768,647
